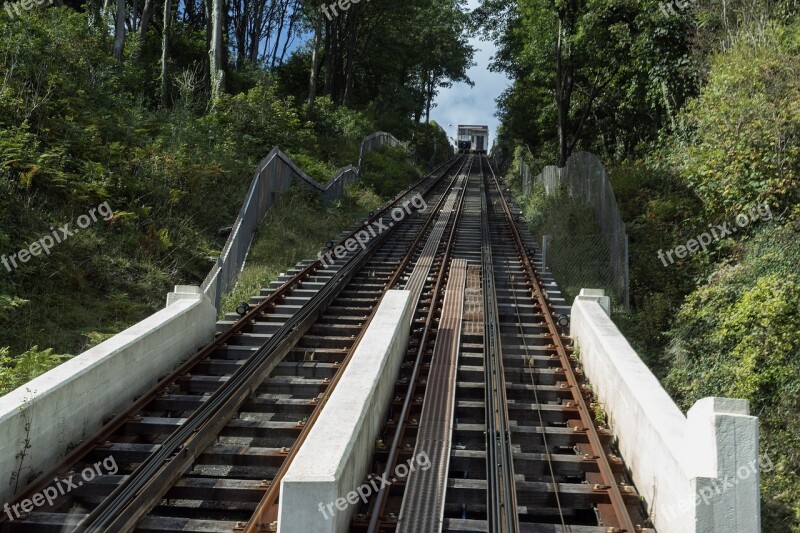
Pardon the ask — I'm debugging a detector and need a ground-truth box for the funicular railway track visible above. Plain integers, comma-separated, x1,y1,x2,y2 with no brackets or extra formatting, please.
2,153,651,533
0,155,472,533
353,156,650,532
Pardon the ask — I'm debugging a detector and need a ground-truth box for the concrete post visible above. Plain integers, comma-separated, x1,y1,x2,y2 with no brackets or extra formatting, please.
574,288,611,317
686,398,760,532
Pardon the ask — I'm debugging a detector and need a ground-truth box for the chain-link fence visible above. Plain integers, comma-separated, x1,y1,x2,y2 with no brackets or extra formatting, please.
541,234,627,307
521,151,629,308
201,132,405,310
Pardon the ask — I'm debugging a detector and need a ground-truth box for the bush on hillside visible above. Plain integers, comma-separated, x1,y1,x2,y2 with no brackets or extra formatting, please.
674,21,800,219
358,146,420,198
663,225,800,530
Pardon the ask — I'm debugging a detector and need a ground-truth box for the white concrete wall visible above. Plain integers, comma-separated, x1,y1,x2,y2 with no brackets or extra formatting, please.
0,285,216,503
570,289,759,533
278,290,414,533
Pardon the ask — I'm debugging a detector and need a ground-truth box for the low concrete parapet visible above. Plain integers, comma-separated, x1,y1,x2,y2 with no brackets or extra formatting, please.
571,288,760,533
278,290,414,533
0,285,216,504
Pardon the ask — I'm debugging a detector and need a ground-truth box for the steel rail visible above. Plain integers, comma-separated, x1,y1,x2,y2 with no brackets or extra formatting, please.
483,156,638,532
385,156,471,291
505,255,568,532
479,156,520,533
366,156,474,533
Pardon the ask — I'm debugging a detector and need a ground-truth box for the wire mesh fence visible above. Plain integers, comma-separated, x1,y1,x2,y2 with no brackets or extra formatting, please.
521,151,629,308
201,132,404,310
542,234,627,308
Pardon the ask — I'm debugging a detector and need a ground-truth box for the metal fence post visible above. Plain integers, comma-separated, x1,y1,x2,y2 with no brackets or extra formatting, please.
624,235,630,309
542,235,550,272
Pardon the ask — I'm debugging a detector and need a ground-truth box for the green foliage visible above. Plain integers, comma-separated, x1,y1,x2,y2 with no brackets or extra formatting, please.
286,152,339,183
358,146,422,198
0,295,28,321
0,9,419,378
513,181,616,305
490,0,697,162
0,345,70,395
606,162,707,371
673,21,800,218
409,121,454,167
493,2,800,529
663,225,800,529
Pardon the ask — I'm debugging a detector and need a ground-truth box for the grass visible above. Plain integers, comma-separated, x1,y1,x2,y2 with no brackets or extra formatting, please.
514,181,618,305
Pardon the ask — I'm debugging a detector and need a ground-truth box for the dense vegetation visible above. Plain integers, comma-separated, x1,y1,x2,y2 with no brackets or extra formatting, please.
489,0,800,528
0,0,471,391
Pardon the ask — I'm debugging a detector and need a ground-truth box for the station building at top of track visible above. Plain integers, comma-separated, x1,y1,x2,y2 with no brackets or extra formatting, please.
456,125,489,154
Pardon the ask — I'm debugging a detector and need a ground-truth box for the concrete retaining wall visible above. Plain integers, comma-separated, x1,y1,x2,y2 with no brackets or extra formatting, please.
0,285,216,504
570,289,760,533
278,290,414,533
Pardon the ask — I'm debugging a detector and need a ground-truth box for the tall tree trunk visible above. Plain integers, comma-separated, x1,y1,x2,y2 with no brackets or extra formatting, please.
160,0,172,105
424,74,434,147
342,17,359,106
132,0,138,30
306,10,323,114
135,0,154,60
139,0,153,37
88,0,102,27
113,0,127,61
555,20,571,167
269,0,287,68
203,0,212,93
277,0,300,66
209,0,226,102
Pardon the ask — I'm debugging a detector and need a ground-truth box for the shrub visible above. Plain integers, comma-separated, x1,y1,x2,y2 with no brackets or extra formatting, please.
673,21,800,219
664,225,800,529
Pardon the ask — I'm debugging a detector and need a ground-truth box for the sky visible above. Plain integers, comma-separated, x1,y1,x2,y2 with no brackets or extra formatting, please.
430,0,510,149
